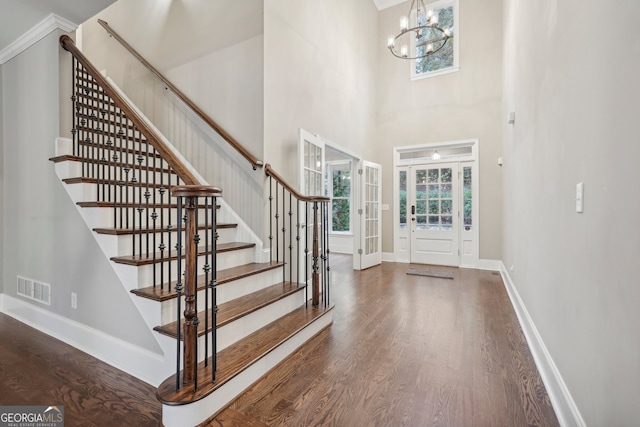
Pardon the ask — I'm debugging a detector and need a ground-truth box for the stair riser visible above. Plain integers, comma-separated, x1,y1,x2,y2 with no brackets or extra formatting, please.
78,204,213,230
113,246,255,288
161,290,306,361
96,227,236,258
73,180,182,201
56,159,176,184
159,268,285,324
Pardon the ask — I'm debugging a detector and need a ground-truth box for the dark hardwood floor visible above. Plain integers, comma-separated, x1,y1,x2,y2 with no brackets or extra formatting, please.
0,256,559,427
0,313,161,426
209,256,559,427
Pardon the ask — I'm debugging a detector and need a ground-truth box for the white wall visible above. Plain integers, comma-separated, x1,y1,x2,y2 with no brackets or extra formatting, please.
0,65,3,294
81,0,265,235
263,0,379,183
1,30,159,352
376,0,503,258
503,0,640,424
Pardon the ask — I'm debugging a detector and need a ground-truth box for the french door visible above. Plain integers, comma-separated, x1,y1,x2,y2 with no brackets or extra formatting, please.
410,163,460,266
356,160,382,270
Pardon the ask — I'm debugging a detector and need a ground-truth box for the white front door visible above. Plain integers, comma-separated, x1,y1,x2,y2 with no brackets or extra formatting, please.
356,160,382,270
410,163,459,266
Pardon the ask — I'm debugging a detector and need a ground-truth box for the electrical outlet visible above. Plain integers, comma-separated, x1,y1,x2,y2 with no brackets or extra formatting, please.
71,292,77,309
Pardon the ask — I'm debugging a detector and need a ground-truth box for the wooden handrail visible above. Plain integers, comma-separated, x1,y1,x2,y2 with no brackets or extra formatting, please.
97,19,264,170
60,35,200,186
264,164,329,203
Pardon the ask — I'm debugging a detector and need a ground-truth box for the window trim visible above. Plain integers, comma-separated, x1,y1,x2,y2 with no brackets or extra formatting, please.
409,0,460,80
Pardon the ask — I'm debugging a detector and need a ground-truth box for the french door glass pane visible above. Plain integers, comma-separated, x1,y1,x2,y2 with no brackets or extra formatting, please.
419,167,456,232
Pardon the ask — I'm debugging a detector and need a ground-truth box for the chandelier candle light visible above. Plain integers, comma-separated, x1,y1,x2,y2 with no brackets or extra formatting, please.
387,0,453,60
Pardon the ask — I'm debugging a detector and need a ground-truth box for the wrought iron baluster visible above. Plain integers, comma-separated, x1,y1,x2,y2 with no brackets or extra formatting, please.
116,108,125,229
159,182,167,291
275,184,279,263
105,93,113,203
167,179,173,294
324,201,329,307
98,87,107,202
289,193,293,284
211,195,218,383
71,57,78,157
135,129,144,258
282,184,286,281
312,201,319,307
296,199,300,288
151,148,157,287
192,198,200,391
305,201,309,307
145,137,151,258
269,176,273,263
80,68,88,179
204,198,210,368
174,196,183,391
90,77,97,180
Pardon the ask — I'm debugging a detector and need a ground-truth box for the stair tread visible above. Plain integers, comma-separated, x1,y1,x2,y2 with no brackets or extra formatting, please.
50,154,175,174
132,262,284,301
111,241,255,266
60,139,163,159
63,176,181,188
77,201,221,209
153,281,304,338
94,222,235,236
157,303,334,405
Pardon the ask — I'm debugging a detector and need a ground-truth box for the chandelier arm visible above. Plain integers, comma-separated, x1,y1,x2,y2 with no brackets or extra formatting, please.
388,23,452,60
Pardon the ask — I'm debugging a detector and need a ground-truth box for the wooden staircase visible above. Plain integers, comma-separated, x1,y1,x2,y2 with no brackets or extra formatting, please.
55,34,333,426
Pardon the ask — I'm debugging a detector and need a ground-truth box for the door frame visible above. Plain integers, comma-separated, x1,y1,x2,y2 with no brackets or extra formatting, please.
393,139,479,268
299,130,375,270
409,162,461,266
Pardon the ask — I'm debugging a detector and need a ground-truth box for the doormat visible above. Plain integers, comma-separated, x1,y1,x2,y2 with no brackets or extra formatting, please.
406,267,454,279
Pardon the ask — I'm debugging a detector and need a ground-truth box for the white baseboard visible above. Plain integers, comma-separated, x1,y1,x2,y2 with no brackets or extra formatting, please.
0,293,168,387
499,263,586,427
382,252,396,262
476,258,501,271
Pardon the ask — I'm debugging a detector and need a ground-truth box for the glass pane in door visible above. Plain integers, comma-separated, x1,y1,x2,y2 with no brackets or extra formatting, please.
364,165,379,255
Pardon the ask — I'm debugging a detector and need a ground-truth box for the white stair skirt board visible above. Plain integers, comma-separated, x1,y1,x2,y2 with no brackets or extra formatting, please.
499,263,586,427
162,308,334,427
0,294,169,386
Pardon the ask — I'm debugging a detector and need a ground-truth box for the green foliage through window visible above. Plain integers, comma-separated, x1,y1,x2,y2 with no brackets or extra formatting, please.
415,4,455,75
329,165,351,232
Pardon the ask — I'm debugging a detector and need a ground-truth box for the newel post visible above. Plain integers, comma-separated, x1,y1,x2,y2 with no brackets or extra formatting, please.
172,185,221,389
182,195,198,383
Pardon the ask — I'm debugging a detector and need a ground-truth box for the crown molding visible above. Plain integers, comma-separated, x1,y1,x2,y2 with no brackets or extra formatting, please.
0,13,77,65
374,0,406,11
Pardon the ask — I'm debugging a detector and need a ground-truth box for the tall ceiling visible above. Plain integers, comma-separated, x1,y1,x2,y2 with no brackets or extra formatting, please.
0,0,116,53
0,0,403,56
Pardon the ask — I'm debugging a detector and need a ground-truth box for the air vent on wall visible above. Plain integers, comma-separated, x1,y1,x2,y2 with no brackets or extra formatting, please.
17,276,51,306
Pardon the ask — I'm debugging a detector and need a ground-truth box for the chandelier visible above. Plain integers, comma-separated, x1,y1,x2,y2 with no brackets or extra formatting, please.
387,0,453,60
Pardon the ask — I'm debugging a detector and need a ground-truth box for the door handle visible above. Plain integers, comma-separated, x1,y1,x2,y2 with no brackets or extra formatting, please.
411,205,415,215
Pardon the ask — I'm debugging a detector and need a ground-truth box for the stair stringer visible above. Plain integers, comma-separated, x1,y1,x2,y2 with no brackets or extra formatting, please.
162,307,334,427
52,137,266,386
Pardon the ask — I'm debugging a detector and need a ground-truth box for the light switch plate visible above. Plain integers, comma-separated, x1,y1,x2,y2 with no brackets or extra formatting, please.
576,182,584,213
